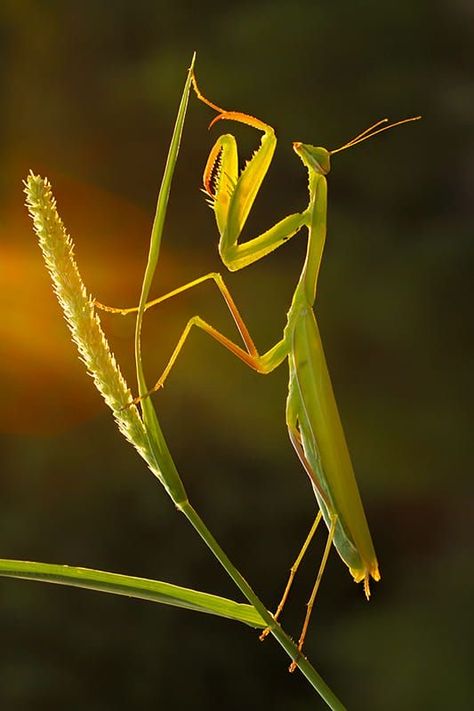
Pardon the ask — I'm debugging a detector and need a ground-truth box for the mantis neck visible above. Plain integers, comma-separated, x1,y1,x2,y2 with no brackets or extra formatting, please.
297,172,328,308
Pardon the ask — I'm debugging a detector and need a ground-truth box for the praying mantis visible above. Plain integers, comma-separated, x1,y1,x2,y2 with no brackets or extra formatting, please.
98,72,420,664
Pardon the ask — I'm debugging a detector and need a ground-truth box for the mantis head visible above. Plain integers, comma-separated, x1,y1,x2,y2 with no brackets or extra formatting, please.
293,143,331,175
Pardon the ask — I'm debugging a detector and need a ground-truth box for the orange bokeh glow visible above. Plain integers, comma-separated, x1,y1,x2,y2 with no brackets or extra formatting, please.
0,174,182,435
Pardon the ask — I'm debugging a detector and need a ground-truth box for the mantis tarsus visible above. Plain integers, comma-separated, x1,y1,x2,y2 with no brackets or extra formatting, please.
98,73,420,665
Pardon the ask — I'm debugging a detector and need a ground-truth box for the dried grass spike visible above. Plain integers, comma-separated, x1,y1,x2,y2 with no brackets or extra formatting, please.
24,172,150,461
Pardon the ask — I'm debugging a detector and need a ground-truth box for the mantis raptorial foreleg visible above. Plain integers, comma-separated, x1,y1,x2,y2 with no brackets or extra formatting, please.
192,73,309,271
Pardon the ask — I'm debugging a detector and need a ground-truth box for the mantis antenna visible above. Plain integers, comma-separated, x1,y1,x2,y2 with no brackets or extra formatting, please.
331,115,422,154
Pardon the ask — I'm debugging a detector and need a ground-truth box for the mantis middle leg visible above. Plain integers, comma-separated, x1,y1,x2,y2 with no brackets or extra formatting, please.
95,271,290,398
96,271,258,355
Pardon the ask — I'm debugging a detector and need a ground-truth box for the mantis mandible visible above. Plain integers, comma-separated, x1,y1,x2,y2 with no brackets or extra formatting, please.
98,74,419,664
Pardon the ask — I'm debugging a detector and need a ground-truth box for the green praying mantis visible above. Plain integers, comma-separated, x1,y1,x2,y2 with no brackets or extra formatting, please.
98,72,420,664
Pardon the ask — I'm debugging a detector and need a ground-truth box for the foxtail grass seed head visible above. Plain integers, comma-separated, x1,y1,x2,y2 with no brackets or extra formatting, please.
24,172,151,461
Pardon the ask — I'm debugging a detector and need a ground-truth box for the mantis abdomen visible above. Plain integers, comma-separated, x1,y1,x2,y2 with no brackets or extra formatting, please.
289,307,380,593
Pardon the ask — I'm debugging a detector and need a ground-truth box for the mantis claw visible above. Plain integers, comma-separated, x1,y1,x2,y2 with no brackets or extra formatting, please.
259,621,274,642
289,657,300,673
119,383,163,412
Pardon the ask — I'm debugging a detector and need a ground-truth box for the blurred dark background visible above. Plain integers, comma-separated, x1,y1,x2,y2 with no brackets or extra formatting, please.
0,1,472,709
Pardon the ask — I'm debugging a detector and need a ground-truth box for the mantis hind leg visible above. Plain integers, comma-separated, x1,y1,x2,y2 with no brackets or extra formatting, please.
289,514,337,673
259,511,322,641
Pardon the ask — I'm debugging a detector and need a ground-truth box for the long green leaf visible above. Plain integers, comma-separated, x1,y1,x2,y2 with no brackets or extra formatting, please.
134,55,195,505
0,558,266,628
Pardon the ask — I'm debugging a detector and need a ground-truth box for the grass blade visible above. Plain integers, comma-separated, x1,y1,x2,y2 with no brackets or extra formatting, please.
134,55,195,504
0,558,266,628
